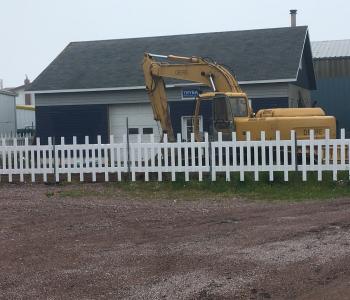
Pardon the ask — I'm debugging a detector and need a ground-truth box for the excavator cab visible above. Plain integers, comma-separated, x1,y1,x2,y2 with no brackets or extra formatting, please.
194,92,250,140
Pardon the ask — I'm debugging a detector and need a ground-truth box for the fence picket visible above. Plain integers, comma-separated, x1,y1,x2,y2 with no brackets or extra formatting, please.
254,138,259,182
333,139,338,181
164,134,169,176
144,140,150,182
261,132,266,179
268,137,273,181
340,129,345,167
184,136,189,182
157,139,162,182
317,136,322,181
198,139,203,182
97,136,102,181
246,132,252,180
171,143,176,181
211,134,216,181
190,133,195,179
8,141,13,182
177,134,182,180
30,139,36,182
66,138,72,182
79,139,84,182
239,139,245,182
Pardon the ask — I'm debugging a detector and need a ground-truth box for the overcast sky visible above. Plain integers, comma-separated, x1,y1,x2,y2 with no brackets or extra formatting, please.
1,0,349,87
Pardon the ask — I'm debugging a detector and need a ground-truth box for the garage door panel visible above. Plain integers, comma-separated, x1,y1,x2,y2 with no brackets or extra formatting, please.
109,104,160,143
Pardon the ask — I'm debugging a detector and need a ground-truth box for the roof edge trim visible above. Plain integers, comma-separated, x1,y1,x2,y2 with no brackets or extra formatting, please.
27,78,296,94
296,28,308,79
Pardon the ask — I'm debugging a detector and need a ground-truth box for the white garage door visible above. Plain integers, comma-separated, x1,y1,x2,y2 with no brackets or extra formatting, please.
109,103,161,143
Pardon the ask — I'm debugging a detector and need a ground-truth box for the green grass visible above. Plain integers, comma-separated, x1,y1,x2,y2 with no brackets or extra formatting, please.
50,171,350,202
117,171,350,201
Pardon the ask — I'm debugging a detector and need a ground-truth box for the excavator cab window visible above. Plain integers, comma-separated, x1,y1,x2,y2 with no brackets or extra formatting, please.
213,96,248,131
227,97,248,117
213,96,231,131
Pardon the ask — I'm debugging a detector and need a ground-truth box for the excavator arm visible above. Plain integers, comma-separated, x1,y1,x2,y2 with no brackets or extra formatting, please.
142,53,243,141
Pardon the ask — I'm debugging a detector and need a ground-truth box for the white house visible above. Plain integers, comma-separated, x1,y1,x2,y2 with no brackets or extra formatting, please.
6,77,36,131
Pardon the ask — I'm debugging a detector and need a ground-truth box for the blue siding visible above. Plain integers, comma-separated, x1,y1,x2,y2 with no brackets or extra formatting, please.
169,100,212,135
251,97,289,111
36,104,108,144
311,78,350,137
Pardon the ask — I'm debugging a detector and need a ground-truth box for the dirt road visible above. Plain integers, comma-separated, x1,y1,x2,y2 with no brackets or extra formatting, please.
0,183,350,299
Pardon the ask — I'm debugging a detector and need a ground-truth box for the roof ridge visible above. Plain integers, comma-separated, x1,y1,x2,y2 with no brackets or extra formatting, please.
69,26,308,45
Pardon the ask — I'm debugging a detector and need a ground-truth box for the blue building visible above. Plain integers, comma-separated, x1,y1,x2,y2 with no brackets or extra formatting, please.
312,40,350,137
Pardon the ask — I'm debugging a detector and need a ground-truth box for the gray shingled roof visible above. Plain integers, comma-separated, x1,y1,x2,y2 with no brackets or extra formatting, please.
28,26,309,91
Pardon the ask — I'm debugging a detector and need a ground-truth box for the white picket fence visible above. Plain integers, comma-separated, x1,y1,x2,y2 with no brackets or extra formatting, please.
0,133,34,146
0,130,349,183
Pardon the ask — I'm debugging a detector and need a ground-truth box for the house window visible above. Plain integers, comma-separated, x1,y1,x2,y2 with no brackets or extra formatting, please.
143,128,153,134
25,94,32,105
181,116,203,141
128,128,139,135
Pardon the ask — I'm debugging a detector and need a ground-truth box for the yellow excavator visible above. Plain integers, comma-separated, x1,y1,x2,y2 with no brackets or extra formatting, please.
142,53,336,142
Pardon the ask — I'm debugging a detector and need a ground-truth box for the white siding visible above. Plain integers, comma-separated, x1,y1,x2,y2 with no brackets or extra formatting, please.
13,87,35,106
0,93,16,134
35,83,290,107
35,89,182,106
109,103,161,143
242,83,289,98
16,108,35,130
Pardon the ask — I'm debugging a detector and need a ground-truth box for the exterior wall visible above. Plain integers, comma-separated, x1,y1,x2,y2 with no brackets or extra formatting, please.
34,82,293,142
311,78,350,137
36,104,108,144
16,107,35,130
288,84,312,108
12,87,35,106
314,58,350,78
312,57,350,137
35,83,290,107
0,92,17,134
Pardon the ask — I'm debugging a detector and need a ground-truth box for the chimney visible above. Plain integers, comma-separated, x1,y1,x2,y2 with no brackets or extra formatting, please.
0,79,3,90
290,9,297,27
24,74,30,86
